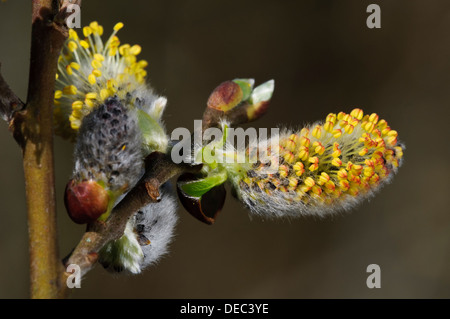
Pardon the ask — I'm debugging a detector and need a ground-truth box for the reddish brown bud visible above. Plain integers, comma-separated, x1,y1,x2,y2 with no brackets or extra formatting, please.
207,81,243,112
64,179,109,224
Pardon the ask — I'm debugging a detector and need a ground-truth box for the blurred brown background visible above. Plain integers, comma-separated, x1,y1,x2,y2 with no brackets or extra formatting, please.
0,0,449,298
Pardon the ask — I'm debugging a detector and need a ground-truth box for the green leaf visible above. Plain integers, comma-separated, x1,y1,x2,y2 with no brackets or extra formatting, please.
233,78,254,101
180,171,228,198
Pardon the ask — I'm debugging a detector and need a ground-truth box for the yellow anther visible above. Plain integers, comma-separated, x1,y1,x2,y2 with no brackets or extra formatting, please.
363,166,374,177
138,60,149,68
100,89,109,100
289,134,299,143
337,169,348,179
369,113,379,123
284,152,295,164
98,25,104,36
313,142,325,155
342,114,351,122
299,136,310,147
92,69,102,77
337,112,346,120
394,146,403,158
386,135,397,146
83,26,92,37
339,180,350,191
325,180,335,192
309,163,318,171
365,159,374,167
300,128,309,137
293,162,304,176
285,139,296,152
377,119,388,129
332,129,342,138
324,121,334,133
308,156,319,164
312,125,322,139
370,174,380,184
94,53,105,62
279,165,289,178
68,41,78,52
69,29,78,40
89,21,99,32
80,40,90,49
297,146,309,161
69,62,80,70
72,101,83,110
88,74,96,85
54,90,63,99
114,22,124,31
305,177,315,188
332,149,341,158
63,85,77,95
289,177,298,188
364,121,375,133
351,165,363,175
91,59,102,69
65,65,73,76
119,44,131,56
85,98,95,109
326,113,337,123
387,130,398,137
85,92,97,99
107,79,118,89
130,45,142,55
359,148,368,156
381,126,391,136
344,124,354,134
331,158,342,167
348,187,359,196
318,172,330,185
69,118,81,130
350,108,364,120
312,185,322,195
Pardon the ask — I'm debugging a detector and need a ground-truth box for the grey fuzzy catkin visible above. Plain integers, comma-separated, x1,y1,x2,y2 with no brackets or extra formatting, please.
72,96,144,192
99,183,179,274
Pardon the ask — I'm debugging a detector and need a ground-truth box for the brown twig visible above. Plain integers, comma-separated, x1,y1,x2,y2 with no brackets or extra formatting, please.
0,63,25,123
22,0,75,299
60,152,201,297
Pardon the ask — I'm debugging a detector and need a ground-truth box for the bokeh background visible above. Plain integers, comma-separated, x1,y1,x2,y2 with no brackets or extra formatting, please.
1,0,449,298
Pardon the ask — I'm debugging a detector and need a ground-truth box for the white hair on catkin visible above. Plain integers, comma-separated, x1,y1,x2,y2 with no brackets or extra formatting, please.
72,97,144,192
99,183,178,274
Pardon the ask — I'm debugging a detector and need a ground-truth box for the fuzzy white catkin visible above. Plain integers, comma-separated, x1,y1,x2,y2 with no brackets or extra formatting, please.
99,183,178,274
72,97,144,192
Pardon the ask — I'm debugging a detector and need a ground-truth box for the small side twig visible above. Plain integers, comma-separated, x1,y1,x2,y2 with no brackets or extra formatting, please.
60,152,201,297
0,63,25,123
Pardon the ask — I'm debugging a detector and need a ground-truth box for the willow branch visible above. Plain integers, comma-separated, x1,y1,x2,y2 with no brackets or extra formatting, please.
13,0,79,299
0,64,25,123
60,152,201,297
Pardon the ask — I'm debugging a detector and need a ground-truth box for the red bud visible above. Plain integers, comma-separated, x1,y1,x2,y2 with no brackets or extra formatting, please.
207,81,243,112
64,179,109,224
